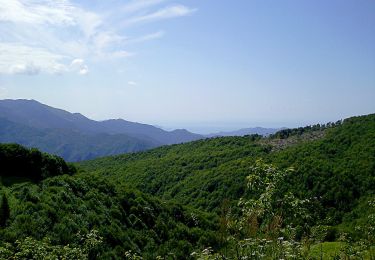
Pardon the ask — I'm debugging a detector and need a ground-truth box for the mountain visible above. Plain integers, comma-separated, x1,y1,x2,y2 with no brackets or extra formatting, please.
0,99,203,161
0,99,102,133
0,117,158,161
100,119,203,145
206,127,282,137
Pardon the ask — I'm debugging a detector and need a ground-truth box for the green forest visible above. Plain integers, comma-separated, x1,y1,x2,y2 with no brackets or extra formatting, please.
1,114,374,259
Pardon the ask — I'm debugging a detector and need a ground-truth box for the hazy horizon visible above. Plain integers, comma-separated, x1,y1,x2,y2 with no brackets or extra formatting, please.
1,97,365,135
0,0,374,133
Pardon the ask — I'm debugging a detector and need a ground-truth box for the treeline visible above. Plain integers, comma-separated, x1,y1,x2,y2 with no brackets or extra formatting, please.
270,120,342,139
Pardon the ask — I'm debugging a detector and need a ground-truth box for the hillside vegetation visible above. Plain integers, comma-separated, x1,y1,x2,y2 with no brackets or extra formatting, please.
80,114,375,226
0,113,374,259
0,143,76,184
0,147,219,259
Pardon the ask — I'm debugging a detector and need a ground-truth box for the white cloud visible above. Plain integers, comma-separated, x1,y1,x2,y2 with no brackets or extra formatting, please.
0,0,75,25
70,58,88,75
0,0,196,75
10,63,40,75
128,81,137,86
71,58,84,66
123,5,196,26
0,0,99,75
0,43,67,75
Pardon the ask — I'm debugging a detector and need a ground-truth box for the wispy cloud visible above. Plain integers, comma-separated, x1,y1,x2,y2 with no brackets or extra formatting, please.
125,31,165,45
123,5,196,26
0,0,196,75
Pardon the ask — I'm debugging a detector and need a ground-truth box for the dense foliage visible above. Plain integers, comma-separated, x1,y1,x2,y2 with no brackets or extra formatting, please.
80,114,375,230
0,113,374,258
0,143,76,183
79,135,268,212
193,161,375,259
269,114,375,227
0,176,219,259
0,146,219,259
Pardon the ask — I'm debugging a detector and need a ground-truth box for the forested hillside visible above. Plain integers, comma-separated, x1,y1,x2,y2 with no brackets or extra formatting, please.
0,146,219,259
79,113,375,257
80,114,375,225
1,114,374,259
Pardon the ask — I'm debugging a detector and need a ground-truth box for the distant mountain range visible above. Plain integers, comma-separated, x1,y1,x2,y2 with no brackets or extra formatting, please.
0,99,282,161
0,99,202,161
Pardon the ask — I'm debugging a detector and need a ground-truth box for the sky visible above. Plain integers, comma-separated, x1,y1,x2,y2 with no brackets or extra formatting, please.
0,0,374,134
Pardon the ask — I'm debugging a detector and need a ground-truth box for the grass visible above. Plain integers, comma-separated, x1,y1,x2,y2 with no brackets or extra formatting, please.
309,242,343,259
309,242,375,260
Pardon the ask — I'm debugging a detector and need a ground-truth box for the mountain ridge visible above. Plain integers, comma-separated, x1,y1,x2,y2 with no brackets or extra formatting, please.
0,99,286,161
0,99,203,161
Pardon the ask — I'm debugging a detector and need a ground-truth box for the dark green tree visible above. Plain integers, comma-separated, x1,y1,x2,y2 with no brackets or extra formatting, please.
0,193,10,227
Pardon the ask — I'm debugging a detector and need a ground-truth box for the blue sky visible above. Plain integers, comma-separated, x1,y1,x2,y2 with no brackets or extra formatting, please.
0,0,374,133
